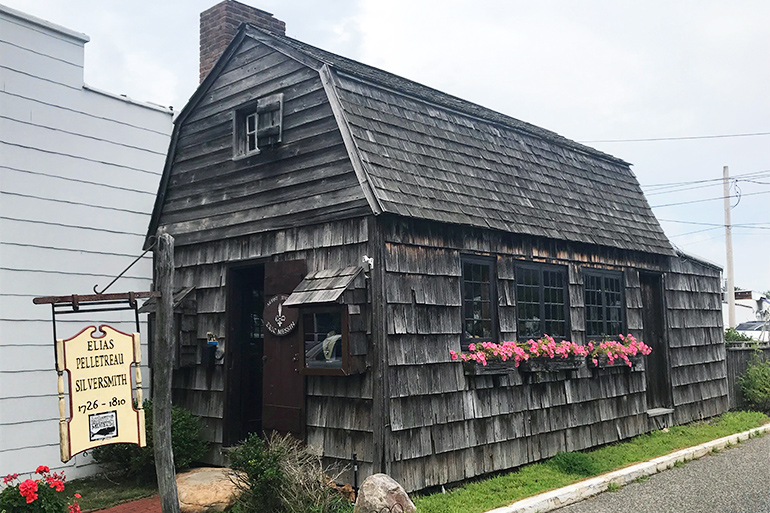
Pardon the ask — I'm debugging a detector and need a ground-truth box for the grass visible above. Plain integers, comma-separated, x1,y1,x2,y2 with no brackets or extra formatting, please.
413,410,768,513
66,476,157,512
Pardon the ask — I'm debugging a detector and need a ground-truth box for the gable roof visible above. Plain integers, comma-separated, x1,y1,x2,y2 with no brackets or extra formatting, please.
147,24,673,256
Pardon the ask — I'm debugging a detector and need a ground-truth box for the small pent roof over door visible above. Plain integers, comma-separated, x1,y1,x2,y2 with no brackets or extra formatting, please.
283,267,363,306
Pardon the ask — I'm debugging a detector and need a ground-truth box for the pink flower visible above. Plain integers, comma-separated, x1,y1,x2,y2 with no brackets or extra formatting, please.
468,343,476,351
450,350,458,360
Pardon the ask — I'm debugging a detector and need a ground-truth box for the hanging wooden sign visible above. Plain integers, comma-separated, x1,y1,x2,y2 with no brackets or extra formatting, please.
263,293,298,336
56,325,146,462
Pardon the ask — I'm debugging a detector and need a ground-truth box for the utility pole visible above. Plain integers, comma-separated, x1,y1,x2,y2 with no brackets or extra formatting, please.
723,166,736,329
154,231,180,513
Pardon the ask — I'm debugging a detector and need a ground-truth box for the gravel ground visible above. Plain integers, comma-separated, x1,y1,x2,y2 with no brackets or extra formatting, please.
558,433,770,513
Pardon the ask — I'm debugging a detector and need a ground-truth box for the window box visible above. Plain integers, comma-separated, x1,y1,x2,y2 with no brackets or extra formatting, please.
518,356,584,373
590,355,644,370
462,359,514,376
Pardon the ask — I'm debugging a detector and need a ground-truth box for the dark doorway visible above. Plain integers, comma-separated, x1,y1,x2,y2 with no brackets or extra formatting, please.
224,263,266,446
640,272,672,409
262,260,307,438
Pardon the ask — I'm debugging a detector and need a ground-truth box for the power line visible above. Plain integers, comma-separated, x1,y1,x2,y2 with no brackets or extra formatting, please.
645,182,724,196
651,189,770,208
668,225,770,237
580,131,770,143
658,218,770,228
670,227,722,237
642,169,770,189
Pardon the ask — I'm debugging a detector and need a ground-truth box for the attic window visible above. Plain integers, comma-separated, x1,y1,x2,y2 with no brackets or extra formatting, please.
233,93,284,158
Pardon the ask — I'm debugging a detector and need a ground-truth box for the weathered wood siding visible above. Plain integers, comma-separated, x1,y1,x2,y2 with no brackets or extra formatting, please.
157,37,370,246
726,345,770,409
380,217,726,492
169,218,373,477
664,256,729,424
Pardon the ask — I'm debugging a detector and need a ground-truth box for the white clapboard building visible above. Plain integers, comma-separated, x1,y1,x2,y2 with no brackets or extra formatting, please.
0,4,172,479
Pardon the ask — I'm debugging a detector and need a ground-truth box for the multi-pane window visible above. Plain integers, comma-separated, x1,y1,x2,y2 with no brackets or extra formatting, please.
233,93,284,158
515,263,568,340
584,270,625,339
462,256,497,344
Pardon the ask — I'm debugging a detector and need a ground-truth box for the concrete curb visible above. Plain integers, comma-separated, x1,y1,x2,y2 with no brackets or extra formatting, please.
485,423,770,513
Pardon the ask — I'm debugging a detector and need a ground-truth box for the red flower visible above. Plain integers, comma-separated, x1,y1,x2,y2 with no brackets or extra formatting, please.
48,478,65,492
19,479,39,503
74,493,82,499
35,465,50,474
3,473,18,484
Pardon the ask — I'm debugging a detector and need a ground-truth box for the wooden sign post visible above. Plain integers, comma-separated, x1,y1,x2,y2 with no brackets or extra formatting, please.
154,232,180,513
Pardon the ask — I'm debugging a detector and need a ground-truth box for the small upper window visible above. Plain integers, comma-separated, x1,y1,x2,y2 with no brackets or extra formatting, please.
233,93,283,158
515,263,569,340
462,256,497,345
584,269,625,339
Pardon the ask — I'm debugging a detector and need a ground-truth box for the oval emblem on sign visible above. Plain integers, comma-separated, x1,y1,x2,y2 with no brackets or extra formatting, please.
263,294,298,336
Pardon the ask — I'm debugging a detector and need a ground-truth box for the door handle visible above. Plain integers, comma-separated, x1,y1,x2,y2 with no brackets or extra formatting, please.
262,355,268,362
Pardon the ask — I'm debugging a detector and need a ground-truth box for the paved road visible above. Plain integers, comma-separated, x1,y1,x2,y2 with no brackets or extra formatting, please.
559,433,770,513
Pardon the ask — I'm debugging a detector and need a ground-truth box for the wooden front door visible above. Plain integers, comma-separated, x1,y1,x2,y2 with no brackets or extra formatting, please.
641,272,672,409
262,260,307,438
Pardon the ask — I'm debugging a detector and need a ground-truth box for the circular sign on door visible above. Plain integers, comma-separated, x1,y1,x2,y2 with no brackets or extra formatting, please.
263,294,298,336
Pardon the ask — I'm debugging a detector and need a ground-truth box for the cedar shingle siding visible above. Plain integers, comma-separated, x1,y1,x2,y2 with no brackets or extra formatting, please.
146,20,727,492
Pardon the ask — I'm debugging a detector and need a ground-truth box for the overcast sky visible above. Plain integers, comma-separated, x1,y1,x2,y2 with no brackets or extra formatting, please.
6,0,769,291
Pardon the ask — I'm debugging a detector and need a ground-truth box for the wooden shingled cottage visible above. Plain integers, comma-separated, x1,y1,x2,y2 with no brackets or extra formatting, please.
144,1,728,491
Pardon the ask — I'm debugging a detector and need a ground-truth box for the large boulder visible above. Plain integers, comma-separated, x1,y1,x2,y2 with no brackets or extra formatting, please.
176,467,241,513
353,473,416,513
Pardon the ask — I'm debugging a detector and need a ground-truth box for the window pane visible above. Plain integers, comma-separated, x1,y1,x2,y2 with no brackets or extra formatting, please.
462,259,495,342
516,265,567,340
304,311,343,369
584,271,624,338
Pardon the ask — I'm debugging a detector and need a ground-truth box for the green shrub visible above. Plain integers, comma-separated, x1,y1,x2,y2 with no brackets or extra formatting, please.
548,451,600,477
227,434,284,513
92,400,208,479
228,432,349,513
739,355,770,412
725,327,754,342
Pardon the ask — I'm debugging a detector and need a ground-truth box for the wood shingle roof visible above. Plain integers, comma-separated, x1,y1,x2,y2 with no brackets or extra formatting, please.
148,23,674,256
259,27,673,256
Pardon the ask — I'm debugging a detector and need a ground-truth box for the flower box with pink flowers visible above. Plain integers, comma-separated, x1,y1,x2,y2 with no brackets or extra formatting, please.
452,334,652,378
587,334,651,371
452,335,592,376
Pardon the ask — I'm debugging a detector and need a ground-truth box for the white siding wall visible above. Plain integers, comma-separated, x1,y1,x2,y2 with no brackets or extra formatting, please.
0,5,172,479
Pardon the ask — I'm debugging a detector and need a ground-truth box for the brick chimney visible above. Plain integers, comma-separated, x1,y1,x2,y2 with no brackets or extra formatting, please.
199,0,286,83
